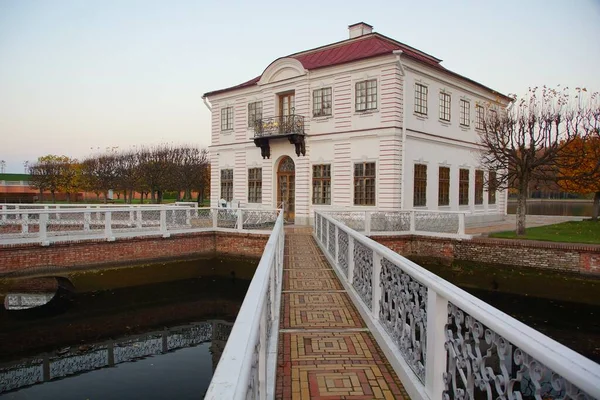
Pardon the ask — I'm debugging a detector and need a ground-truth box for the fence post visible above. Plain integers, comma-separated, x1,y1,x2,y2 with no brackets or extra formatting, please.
21,212,29,234
136,209,143,229
237,209,243,231
371,251,382,319
0,205,5,221
458,213,465,236
212,208,218,228
84,211,91,231
105,211,114,241
365,211,371,235
425,288,449,400
410,210,416,233
160,209,169,237
185,208,191,226
347,236,355,284
39,212,49,246
334,225,339,267
325,218,330,250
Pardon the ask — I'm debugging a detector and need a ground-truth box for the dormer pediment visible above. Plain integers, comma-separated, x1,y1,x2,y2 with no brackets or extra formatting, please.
258,58,306,85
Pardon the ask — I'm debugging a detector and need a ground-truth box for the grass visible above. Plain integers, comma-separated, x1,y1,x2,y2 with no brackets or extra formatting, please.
489,220,600,244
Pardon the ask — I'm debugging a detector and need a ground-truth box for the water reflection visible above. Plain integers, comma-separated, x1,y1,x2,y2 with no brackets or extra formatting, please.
0,320,232,395
0,257,256,398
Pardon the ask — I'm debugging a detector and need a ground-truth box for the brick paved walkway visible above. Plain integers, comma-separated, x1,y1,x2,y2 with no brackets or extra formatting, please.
276,227,409,400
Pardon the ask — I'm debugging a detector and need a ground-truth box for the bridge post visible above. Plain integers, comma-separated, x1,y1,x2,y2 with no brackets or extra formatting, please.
212,208,218,228
160,209,169,237
410,210,416,233
347,236,355,284
365,211,371,235
105,211,115,241
237,209,243,231
22,211,29,234
84,208,91,231
334,225,339,268
458,213,465,236
39,212,48,245
325,218,330,250
425,288,448,400
136,209,142,228
371,250,382,319
0,205,5,221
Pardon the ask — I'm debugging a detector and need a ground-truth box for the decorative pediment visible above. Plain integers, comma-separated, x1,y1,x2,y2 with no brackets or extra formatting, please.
258,58,306,85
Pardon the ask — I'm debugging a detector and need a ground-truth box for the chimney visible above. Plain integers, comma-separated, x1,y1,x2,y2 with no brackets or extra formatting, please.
348,22,373,39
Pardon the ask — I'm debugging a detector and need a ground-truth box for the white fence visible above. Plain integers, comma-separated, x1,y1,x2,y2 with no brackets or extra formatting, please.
324,210,468,238
314,211,599,400
205,210,285,400
0,205,279,246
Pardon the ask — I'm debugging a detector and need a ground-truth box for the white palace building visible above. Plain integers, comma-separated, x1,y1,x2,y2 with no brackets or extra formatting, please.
203,23,512,225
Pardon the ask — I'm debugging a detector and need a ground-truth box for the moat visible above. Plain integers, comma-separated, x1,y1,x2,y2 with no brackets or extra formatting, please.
0,257,258,398
0,253,598,398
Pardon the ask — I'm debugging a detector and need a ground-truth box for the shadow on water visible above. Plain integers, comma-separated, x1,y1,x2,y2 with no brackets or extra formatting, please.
412,257,600,363
0,256,257,399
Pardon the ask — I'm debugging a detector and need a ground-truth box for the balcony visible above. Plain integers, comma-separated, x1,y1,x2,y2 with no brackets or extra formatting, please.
253,115,306,159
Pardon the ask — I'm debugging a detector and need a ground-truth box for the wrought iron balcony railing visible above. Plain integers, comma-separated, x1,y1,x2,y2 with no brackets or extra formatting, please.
253,115,305,137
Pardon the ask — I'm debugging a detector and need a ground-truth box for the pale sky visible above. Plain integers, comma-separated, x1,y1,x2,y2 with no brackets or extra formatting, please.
1,0,599,173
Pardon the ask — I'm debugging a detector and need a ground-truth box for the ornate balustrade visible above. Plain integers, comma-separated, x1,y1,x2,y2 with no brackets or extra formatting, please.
205,211,285,399
252,115,306,158
253,115,305,137
324,210,467,238
314,211,600,400
0,205,279,246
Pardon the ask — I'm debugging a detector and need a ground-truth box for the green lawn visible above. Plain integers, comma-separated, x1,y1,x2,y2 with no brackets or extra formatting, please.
489,220,600,244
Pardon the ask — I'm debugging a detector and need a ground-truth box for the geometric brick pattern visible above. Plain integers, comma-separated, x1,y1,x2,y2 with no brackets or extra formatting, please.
281,293,364,329
283,270,343,291
277,227,408,399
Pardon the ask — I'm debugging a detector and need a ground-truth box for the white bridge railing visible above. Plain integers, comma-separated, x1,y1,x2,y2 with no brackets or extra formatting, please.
314,211,599,400
0,205,279,246
324,210,468,238
205,210,285,400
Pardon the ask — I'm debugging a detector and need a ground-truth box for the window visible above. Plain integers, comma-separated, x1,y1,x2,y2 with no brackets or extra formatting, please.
221,107,233,131
354,162,376,205
355,79,377,111
475,170,484,205
475,105,485,130
312,164,331,204
459,169,470,206
313,88,332,117
438,166,450,206
488,171,497,205
413,164,427,207
220,169,233,202
248,102,262,128
489,109,498,123
460,99,470,127
414,83,428,115
248,168,262,203
439,92,451,121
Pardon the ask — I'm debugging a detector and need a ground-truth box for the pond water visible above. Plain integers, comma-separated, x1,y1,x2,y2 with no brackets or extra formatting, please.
415,258,600,362
507,200,594,216
0,256,258,399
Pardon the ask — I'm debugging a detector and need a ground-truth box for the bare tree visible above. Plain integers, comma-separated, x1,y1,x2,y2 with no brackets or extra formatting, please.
479,87,591,235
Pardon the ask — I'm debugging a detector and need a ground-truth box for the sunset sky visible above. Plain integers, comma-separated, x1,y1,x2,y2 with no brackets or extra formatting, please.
1,0,599,172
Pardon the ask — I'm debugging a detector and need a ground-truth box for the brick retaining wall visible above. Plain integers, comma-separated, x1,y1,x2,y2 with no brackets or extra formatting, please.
372,235,600,275
0,231,268,276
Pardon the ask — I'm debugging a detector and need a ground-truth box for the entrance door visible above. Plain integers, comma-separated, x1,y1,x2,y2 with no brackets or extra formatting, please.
277,156,295,222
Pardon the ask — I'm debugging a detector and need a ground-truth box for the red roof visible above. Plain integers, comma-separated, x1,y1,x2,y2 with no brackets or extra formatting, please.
203,33,510,101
